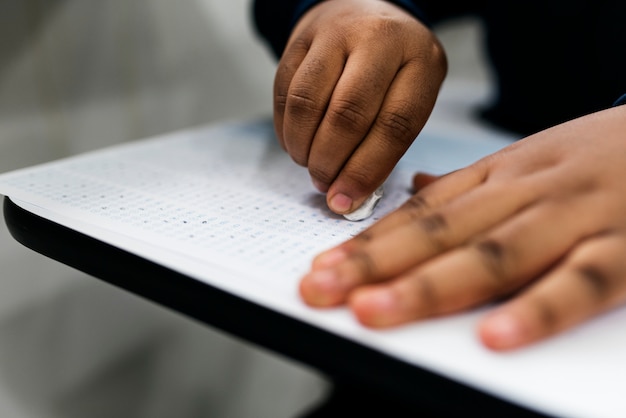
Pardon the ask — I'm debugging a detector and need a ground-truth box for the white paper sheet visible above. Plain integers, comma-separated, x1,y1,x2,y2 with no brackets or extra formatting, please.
1,118,625,418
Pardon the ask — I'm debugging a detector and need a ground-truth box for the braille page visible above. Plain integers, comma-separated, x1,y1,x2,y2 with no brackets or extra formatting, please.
2,119,625,418
0,121,408,281
0,120,505,287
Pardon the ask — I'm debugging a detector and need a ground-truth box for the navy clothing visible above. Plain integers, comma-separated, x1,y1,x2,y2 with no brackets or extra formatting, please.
615,94,626,107
253,0,626,135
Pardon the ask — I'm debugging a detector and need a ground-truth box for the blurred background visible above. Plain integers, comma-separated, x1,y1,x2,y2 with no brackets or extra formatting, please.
0,1,490,417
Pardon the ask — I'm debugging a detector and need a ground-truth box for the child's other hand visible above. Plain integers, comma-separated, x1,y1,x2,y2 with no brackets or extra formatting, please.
274,0,446,214
300,105,626,351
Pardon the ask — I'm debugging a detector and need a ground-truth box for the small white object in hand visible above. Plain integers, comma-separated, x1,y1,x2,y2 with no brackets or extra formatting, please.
343,185,384,221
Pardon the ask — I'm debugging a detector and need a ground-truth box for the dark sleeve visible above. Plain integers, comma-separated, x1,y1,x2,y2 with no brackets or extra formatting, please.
252,0,456,59
614,94,626,107
252,0,485,59
252,0,318,58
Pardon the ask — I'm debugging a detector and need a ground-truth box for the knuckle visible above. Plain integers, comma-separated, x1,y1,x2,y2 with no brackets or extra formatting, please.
308,164,335,187
575,265,613,301
348,250,380,280
287,90,324,118
366,15,404,39
421,38,448,73
354,231,373,242
274,92,288,113
473,239,513,290
420,213,448,234
400,195,431,216
376,108,418,143
411,277,439,317
530,297,559,333
326,98,372,133
341,165,377,195
288,35,313,54
411,213,450,253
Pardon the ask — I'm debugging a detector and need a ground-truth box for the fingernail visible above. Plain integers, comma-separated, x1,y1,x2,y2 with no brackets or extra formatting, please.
306,269,340,293
302,269,342,305
312,248,347,270
329,193,353,213
352,288,398,327
362,288,397,312
483,312,524,349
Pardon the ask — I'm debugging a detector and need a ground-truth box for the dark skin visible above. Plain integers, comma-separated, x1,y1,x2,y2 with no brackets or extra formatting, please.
274,0,446,213
274,0,626,351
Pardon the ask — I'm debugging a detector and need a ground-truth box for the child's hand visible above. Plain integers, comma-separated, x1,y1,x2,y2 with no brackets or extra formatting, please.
300,105,626,351
274,0,446,214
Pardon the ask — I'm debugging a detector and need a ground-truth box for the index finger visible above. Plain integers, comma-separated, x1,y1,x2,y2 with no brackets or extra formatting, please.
325,60,440,213
276,37,347,165
315,163,485,269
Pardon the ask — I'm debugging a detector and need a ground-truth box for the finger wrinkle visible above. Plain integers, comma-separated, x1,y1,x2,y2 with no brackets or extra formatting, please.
337,166,379,197
419,213,447,234
325,98,372,134
307,165,335,187
408,277,438,318
530,297,558,334
346,249,381,281
401,194,430,214
474,239,512,291
576,265,613,301
354,231,373,242
274,92,288,110
413,213,450,253
287,91,326,115
375,108,417,144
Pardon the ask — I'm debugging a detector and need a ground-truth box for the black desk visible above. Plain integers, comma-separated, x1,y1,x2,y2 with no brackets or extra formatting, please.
3,196,548,418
